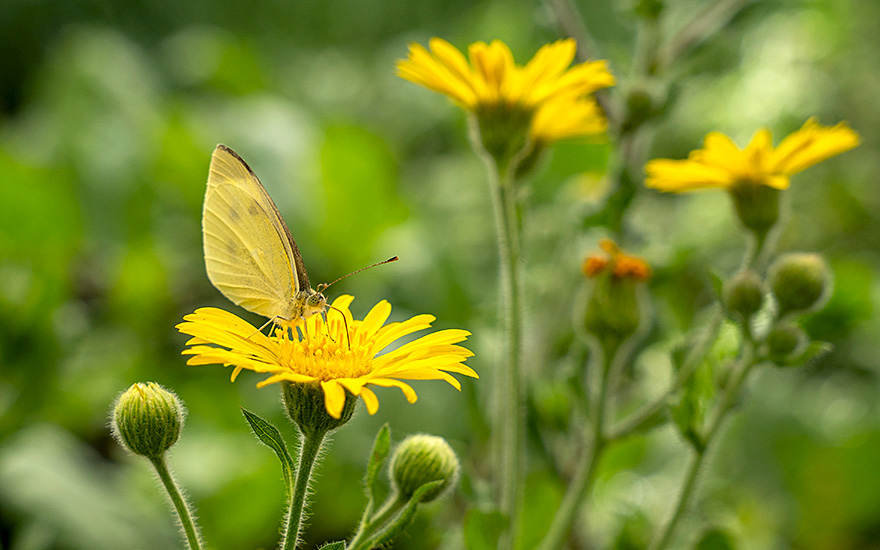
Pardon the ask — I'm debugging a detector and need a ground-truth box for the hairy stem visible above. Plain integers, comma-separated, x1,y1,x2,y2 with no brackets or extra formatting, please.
281,429,327,550
149,454,203,550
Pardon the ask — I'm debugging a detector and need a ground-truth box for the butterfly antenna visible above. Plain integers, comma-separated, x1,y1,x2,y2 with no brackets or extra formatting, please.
326,306,351,349
316,256,399,294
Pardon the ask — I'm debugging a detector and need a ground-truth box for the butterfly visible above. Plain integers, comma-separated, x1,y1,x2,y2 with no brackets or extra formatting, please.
202,144,329,327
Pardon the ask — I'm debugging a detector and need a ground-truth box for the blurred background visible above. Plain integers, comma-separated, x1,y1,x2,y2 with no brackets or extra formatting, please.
0,0,878,548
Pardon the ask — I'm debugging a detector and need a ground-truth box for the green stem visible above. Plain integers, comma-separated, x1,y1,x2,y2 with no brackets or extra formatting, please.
349,493,408,550
149,454,203,550
489,167,525,550
534,339,617,550
649,344,757,550
281,429,327,550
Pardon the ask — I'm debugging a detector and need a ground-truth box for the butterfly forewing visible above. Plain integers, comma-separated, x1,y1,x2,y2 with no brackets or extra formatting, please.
203,145,305,319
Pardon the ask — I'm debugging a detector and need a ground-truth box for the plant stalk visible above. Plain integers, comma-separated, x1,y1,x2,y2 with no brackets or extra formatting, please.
281,428,327,550
149,454,203,550
649,344,757,550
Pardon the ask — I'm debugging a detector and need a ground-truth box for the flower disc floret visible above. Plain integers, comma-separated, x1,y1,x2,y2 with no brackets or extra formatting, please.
176,296,477,419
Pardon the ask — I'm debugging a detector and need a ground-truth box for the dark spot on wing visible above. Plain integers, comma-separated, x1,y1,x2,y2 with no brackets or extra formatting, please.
228,208,240,221
248,203,260,215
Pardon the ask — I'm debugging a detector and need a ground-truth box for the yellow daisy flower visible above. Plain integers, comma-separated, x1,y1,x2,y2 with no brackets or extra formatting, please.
176,295,476,419
645,118,860,193
397,37,614,144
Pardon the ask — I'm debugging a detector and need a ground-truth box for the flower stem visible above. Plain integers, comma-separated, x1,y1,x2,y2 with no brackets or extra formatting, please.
534,340,617,550
149,454,203,550
281,428,327,550
472,119,525,548
348,493,408,550
649,344,757,550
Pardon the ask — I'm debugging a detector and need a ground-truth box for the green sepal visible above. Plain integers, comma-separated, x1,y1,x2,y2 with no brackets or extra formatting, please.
777,341,833,368
241,408,295,492
368,481,444,547
318,542,346,550
463,507,506,550
364,424,391,500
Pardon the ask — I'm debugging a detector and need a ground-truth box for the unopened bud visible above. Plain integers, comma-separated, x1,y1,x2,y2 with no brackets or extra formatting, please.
766,323,806,363
390,434,460,503
769,253,831,316
723,270,765,320
112,382,184,457
281,381,356,436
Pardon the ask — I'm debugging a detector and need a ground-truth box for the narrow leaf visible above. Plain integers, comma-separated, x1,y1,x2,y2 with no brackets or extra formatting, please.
364,424,391,501
241,408,295,492
708,270,725,303
318,542,346,550
781,341,833,368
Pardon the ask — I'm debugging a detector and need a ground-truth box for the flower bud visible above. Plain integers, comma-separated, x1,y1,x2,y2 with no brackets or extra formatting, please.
727,182,780,236
723,270,765,320
111,382,184,458
579,240,651,351
282,381,356,436
769,253,831,316
765,322,806,363
390,434,460,503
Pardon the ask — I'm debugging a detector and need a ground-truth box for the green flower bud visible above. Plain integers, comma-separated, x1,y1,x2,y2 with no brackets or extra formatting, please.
281,381,356,436
727,182,780,236
765,323,806,363
769,253,832,316
390,434,460,503
723,270,765,320
111,382,184,458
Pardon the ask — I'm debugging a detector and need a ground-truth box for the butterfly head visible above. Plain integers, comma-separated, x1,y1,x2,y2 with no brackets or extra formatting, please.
304,289,327,317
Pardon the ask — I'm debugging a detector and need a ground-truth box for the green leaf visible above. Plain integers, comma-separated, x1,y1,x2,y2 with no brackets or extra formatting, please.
364,424,391,500
463,507,506,550
370,481,444,546
241,408,295,492
708,270,725,303
318,542,346,550
780,341,833,368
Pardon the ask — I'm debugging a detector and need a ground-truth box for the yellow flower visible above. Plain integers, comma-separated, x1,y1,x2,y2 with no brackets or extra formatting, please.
397,37,614,143
176,296,477,419
645,119,860,193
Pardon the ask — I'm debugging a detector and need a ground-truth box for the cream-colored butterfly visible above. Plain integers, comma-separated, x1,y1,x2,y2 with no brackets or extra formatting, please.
203,144,329,327
203,145,397,330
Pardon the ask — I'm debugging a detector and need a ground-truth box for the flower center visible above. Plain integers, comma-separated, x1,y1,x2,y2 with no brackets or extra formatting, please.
275,317,374,381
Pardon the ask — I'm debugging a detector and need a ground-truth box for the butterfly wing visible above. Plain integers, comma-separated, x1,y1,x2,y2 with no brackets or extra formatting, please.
203,145,309,319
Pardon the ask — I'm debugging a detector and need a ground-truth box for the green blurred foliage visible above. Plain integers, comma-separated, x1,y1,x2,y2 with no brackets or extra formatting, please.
0,0,878,549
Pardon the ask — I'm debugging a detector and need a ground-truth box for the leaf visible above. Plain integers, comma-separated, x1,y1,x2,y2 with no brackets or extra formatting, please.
241,408,295,492
780,341,833,368
708,270,725,303
318,542,346,550
364,424,391,500
463,507,506,550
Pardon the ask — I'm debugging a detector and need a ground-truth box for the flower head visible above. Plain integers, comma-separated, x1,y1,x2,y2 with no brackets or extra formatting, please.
581,239,651,281
397,38,614,144
176,296,476,419
645,119,859,193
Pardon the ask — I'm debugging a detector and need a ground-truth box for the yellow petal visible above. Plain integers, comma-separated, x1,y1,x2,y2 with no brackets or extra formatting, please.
321,380,347,418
